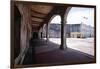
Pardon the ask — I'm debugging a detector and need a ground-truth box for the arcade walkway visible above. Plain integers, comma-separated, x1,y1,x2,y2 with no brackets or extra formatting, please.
11,1,96,68
22,39,94,67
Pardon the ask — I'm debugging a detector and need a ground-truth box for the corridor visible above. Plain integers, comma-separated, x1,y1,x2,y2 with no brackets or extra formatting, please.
21,39,94,67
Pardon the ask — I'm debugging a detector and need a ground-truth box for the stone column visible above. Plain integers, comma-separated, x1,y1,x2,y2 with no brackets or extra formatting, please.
38,26,44,39
41,27,43,38
38,31,41,39
46,23,49,42
60,18,67,50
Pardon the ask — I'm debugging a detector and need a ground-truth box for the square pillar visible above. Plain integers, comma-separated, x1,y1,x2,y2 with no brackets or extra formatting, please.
38,31,41,39
46,23,49,42
60,20,67,50
38,27,43,39
41,32,43,38
41,26,44,38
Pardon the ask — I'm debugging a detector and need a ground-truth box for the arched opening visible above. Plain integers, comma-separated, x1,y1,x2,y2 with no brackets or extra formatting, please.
14,6,21,59
49,15,61,45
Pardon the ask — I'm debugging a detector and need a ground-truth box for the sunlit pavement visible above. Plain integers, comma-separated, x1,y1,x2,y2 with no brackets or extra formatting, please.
49,38,94,56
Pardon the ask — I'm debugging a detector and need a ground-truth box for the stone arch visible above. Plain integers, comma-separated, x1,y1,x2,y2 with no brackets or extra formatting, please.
59,7,72,23
43,14,61,42
49,15,61,38
49,15,61,24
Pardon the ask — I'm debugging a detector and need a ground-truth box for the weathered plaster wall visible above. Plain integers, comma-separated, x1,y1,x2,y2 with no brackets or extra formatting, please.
15,3,32,64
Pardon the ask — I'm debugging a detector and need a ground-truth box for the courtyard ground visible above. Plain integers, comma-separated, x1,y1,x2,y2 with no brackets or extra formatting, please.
49,38,94,56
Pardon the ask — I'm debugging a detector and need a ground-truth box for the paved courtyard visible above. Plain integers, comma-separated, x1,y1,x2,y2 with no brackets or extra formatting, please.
49,38,94,56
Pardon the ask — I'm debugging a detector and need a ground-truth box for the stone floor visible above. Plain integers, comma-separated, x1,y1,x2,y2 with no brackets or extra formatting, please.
22,38,95,67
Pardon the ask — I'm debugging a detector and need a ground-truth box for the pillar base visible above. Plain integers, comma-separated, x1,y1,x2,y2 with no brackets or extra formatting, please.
60,44,67,50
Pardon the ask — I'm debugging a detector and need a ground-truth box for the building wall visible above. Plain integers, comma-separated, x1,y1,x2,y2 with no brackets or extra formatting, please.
69,24,81,33
69,24,81,38
45,23,94,38
81,23,94,38
14,3,32,64
17,3,32,53
49,24,61,38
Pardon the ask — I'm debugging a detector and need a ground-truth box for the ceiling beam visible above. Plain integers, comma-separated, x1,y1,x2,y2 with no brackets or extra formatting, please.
38,8,54,30
31,20,42,24
31,15,45,19
31,17,43,22
31,11,47,18
31,23,40,26
31,9,47,15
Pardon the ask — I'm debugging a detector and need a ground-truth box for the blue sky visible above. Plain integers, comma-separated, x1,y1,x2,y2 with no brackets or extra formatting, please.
51,7,94,27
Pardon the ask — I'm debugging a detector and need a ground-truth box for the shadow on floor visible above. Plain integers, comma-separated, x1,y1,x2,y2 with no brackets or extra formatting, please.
21,38,95,67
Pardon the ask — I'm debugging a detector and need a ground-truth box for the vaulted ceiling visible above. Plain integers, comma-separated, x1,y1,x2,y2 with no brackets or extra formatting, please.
15,1,69,32
30,5,54,31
